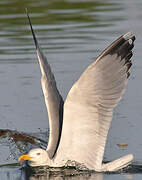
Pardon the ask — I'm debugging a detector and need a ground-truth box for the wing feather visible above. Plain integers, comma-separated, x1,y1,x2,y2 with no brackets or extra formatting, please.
56,33,135,171
27,12,64,159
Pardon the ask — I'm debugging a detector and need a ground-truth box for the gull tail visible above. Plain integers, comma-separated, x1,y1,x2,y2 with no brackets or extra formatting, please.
101,154,133,172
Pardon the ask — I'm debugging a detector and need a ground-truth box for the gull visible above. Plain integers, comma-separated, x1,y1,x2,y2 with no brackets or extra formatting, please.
19,13,136,172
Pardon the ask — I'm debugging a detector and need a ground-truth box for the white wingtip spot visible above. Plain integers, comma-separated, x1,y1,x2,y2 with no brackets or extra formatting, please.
128,39,133,45
123,32,133,40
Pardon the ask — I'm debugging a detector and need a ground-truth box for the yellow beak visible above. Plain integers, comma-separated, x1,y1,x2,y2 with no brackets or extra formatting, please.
18,154,32,161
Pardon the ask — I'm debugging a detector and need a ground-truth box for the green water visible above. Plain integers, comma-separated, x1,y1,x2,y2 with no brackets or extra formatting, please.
0,0,142,179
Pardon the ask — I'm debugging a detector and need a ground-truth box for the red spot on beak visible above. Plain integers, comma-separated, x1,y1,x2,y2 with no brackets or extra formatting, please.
20,158,25,162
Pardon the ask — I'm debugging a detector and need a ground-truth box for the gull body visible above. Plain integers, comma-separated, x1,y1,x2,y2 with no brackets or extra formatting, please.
19,13,136,172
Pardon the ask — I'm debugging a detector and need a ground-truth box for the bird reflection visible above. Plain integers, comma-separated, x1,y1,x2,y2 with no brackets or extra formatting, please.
26,168,104,180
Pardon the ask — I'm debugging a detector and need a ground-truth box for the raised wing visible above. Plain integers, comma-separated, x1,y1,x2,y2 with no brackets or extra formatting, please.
57,32,135,171
27,13,64,159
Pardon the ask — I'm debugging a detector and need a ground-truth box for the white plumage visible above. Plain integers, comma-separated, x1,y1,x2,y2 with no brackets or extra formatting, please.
18,13,135,172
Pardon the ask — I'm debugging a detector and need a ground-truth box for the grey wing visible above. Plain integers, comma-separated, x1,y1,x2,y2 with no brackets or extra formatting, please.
57,32,135,170
27,13,64,158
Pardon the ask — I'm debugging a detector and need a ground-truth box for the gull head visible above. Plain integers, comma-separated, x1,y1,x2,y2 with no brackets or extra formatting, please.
18,148,51,166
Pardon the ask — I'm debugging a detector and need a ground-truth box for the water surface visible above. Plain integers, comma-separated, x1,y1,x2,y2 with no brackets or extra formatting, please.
0,0,142,179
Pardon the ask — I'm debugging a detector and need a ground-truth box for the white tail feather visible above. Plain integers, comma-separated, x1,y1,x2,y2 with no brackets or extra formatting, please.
101,154,133,172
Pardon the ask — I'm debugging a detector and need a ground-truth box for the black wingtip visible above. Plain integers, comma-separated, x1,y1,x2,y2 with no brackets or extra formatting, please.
26,9,38,50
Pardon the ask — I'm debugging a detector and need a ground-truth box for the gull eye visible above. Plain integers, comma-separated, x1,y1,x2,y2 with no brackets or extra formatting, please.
37,153,41,156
